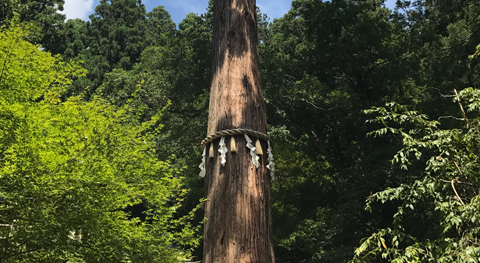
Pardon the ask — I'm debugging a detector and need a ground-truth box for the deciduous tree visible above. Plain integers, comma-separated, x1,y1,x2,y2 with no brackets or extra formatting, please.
0,22,200,263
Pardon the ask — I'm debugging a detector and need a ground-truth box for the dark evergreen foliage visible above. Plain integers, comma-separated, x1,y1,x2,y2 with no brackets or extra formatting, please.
4,0,480,261
146,6,176,46
0,0,66,53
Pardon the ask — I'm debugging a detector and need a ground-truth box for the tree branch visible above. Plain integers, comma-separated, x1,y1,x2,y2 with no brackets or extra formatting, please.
438,116,466,121
451,179,465,205
454,89,468,122
442,177,465,205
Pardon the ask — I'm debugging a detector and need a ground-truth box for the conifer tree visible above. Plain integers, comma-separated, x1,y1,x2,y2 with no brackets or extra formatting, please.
89,0,148,70
146,6,176,46
0,0,66,53
203,0,275,262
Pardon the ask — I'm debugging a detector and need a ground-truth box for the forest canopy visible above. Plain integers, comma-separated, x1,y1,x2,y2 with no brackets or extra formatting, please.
2,0,480,262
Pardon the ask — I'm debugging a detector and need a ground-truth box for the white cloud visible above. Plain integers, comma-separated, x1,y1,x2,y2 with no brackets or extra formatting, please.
59,0,95,20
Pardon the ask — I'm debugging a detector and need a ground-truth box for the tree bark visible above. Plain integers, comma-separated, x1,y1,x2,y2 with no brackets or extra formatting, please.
203,0,275,262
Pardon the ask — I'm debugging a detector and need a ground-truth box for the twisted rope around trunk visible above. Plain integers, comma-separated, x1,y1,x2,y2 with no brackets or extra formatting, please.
201,128,271,148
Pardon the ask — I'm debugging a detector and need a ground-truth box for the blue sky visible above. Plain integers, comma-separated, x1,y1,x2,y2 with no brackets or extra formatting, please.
61,0,397,25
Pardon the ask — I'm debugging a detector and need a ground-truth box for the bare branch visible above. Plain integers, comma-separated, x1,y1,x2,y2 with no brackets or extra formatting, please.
451,179,465,205
436,89,455,98
280,94,340,111
454,89,468,122
438,116,466,121
453,161,462,174
302,99,339,111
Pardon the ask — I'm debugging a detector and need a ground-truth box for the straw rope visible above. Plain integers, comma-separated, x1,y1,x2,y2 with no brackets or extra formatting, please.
201,128,270,148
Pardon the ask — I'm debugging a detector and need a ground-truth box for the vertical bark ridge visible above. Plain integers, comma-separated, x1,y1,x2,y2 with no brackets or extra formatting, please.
203,0,274,262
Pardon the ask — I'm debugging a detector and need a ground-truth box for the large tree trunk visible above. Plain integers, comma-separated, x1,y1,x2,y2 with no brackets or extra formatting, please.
203,0,275,262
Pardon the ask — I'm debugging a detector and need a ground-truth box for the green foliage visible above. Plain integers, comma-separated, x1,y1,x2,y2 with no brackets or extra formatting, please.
0,23,201,262
260,1,412,261
257,0,480,261
353,87,480,262
146,6,176,46
65,0,151,95
90,6,213,259
61,19,90,61
98,5,212,168
9,0,480,261
89,0,148,70
0,21,82,104
0,0,66,54
98,12,212,258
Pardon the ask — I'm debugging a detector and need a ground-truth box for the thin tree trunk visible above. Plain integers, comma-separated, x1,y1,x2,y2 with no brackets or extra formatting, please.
203,0,275,262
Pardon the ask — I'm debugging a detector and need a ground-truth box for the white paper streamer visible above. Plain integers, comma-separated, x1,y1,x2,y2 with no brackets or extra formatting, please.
199,147,206,178
244,134,260,168
266,140,276,180
218,136,228,167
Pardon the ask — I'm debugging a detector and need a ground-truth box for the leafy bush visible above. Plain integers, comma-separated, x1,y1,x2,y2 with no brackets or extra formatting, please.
0,21,201,262
352,89,480,262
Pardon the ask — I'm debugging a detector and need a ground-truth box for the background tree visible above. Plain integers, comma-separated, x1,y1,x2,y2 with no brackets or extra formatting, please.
96,8,214,259
260,0,480,262
88,0,148,70
259,0,413,261
61,19,90,61
352,89,480,262
0,0,66,53
0,22,201,263
65,0,150,95
146,6,176,46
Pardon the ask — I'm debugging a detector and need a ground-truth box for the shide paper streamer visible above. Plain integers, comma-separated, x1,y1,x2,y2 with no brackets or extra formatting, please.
218,136,228,167
199,147,206,178
199,129,275,180
266,140,276,180
244,134,260,168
